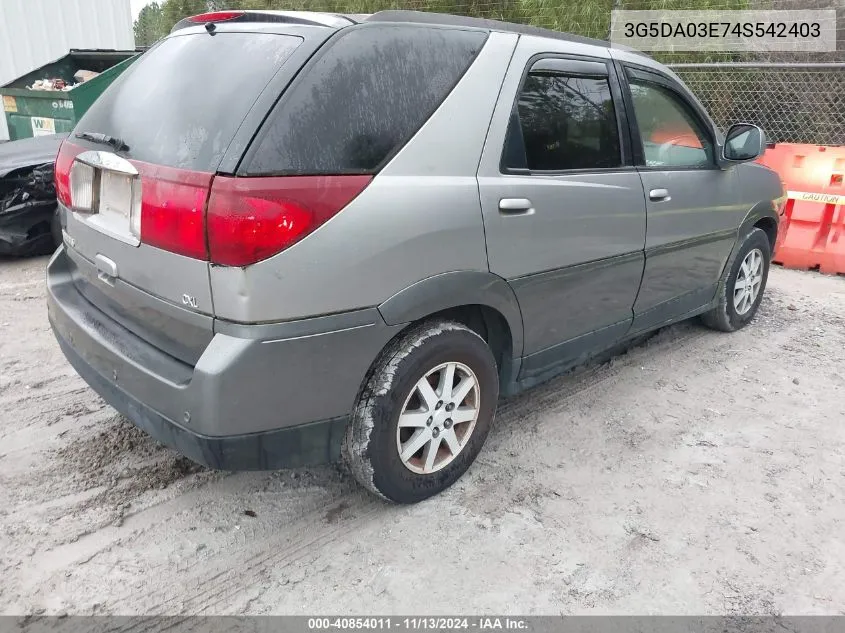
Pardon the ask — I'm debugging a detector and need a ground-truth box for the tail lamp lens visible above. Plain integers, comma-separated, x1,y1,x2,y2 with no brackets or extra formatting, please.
188,11,244,23
69,161,95,212
135,163,213,261
55,140,370,266
54,141,85,208
206,175,372,267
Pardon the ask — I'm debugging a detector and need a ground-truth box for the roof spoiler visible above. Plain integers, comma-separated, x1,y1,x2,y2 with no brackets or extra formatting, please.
171,10,358,34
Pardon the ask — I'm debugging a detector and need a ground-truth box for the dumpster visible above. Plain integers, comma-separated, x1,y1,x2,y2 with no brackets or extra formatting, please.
1,49,139,141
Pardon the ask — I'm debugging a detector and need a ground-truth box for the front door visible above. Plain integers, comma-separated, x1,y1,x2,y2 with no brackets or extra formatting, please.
620,64,745,333
477,38,647,381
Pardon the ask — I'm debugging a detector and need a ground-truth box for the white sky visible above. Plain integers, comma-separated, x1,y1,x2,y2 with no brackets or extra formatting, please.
130,0,151,20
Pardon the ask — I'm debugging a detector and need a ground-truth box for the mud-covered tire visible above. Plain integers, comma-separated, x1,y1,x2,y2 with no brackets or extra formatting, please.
342,320,499,504
701,227,771,332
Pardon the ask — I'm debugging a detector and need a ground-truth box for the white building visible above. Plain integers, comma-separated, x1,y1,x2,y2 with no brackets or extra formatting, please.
0,0,134,140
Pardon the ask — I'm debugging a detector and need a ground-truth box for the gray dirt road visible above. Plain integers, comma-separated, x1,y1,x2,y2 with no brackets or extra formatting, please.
1,254,844,616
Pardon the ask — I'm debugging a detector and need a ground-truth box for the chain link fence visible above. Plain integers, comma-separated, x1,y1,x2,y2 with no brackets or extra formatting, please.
671,63,845,146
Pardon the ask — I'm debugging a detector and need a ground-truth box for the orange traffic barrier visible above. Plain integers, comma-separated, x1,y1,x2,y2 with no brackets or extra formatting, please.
757,143,845,274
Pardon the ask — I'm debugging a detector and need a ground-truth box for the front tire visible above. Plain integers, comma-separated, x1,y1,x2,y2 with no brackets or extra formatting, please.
702,227,771,332
343,320,499,504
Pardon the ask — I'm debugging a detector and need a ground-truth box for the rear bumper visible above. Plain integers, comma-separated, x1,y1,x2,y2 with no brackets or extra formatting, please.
47,247,403,470
54,331,348,470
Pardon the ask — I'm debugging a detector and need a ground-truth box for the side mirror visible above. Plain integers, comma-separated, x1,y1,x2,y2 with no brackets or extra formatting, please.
722,123,765,164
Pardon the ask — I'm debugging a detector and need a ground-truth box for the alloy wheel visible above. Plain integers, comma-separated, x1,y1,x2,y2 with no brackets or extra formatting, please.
395,362,481,474
734,248,764,315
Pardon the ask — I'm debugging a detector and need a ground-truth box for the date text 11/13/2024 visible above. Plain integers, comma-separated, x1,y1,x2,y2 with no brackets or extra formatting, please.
308,618,529,630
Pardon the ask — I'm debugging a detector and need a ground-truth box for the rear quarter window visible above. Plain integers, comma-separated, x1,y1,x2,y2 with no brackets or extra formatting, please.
74,33,302,171
243,25,488,176
505,72,621,171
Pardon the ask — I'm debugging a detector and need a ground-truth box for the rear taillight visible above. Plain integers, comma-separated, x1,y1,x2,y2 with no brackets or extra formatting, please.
133,163,214,261
58,142,369,265
188,11,244,23
54,141,85,208
206,175,371,267
69,161,95,211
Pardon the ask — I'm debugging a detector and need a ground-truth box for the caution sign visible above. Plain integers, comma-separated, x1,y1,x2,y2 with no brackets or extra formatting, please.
30,116,56,137
2,96,16,113
787,190,845,206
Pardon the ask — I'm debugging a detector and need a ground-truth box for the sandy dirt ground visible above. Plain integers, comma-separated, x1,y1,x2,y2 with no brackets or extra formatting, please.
1,254,844,616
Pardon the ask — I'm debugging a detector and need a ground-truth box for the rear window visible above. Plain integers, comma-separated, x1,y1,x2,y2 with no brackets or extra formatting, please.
243,25,488,176
505,73,621,171
75,33,302,171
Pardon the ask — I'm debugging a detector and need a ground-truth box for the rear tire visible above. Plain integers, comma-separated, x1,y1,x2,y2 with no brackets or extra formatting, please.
701,227,771,332
343,320,499,504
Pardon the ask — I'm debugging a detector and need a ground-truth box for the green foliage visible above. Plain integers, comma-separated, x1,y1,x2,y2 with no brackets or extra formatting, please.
133,1,166,47
161,0,211,29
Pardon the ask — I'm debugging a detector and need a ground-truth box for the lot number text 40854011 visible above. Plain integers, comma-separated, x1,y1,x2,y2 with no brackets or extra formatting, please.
308,618,529,630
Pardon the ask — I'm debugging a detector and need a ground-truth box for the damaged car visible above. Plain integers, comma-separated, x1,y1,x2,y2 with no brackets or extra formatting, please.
0,133,67,256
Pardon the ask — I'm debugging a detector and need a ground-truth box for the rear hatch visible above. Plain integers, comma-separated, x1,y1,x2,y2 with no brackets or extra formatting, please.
54,22,329,365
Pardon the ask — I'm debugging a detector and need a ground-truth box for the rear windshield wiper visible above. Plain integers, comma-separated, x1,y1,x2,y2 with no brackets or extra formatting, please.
75,132,130,153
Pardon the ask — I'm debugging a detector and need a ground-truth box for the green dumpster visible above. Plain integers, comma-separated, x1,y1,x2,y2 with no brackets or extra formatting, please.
1,49,139,141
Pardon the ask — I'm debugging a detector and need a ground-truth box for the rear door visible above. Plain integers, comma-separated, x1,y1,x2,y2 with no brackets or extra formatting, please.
57,26,325,364
477,36,646,380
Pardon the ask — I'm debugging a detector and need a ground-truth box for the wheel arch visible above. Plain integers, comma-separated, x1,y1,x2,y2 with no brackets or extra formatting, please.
377,271,524,381
752,214,778,253
717,199,779,282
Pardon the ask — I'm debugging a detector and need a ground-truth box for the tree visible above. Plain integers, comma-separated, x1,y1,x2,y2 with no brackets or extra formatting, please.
161,0,211,31
133,2,167,47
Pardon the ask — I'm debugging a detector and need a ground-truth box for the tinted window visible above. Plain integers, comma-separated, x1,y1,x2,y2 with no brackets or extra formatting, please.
75,33,302,171
629,79,714,168
245,26,487,176
504,72,621,171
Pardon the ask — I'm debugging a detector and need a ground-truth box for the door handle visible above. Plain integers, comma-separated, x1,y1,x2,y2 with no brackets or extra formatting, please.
498,198,534,215
649,188,671,202
95,254,118,286
95,254,117,277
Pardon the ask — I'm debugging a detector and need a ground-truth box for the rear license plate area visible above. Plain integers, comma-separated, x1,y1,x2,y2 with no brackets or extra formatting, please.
69,151,141,246
99,170,133,222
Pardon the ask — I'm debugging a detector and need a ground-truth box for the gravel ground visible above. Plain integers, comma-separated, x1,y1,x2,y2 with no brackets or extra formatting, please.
1,254,844,616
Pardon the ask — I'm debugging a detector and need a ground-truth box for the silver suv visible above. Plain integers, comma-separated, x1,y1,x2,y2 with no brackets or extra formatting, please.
47,10,782,503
